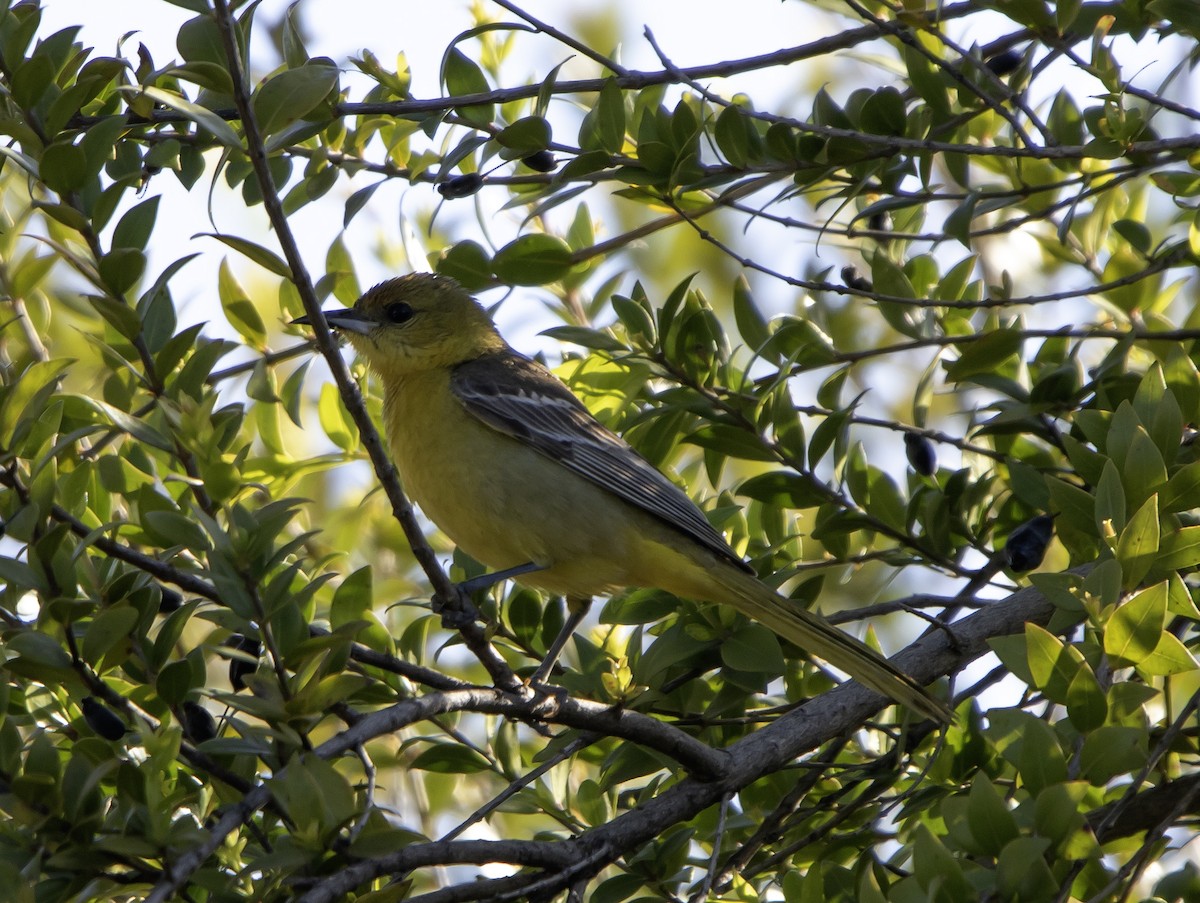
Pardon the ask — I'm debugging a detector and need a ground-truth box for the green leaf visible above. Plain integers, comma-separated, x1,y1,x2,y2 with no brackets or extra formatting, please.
11,53,54,111
1014,716,1068,793
997,837,1055,902
1094,458,1125,534
156,658,196,705
410,743,490,774
495,116,551,154
575,779,611,827
1166,573,1200,618
761,318,837,368
731,275,770,351
491,233,573,285
218,258,267,348
1115,494,1159,589
913,824,973,898
318,382,358,452
507,589,543,647
151,600,201,670
0,359,69,450
198,232,292,278
714,104,756,167
634,623,705,683
600,589,680,626
112,196,162,253
1079,726,1147,785
720,622,785,674
133,86,242,149
1045,477,1097,559
1138,631,1198,677
253,61,339,135
737,472,825,510
1105,581,1166,668
859,86,907,136
98,249,147,295
435,240,492,290
1065,664,1107,731
325,235,361,305
865,467,907,532
8,632,73,674
441,47,492,127
144,510,212,552
176,13,225,64
343,181,381,227
1123,429,1167,512
0,557,38,591
944,191,979,248
1134,364,1182,462
1156,525,1200,571
611,292,656,345
278,754,358,836
686,424,776,462
279,359,310,428
903,40,949,114
540,327,625,355
1024,623,1079,704
988,635,1035,686
164,60,234,94
81,398,173,452
40,142,90,193
966,773,1018,855
82,606,140,668
1159,460,1200,512
945,330,1023,382
1164,344,1200,422
582,78,624,154
1033,783,1089,848
332,567,372,629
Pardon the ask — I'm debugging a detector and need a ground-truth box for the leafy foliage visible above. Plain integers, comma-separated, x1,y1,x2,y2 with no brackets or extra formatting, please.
0,1,1199,901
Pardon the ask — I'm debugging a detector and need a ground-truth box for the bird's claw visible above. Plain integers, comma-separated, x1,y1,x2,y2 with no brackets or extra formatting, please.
522,680,569,718
431,590,480,629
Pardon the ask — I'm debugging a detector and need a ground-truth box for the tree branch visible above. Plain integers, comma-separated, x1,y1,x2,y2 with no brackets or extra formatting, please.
206,0,520,693
260,574,1072,902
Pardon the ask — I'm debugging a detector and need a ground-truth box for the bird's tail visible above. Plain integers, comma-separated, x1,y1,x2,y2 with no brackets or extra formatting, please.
710,566,954,722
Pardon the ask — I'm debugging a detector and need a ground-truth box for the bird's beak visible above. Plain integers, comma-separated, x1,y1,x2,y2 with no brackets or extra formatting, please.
291,308,376,336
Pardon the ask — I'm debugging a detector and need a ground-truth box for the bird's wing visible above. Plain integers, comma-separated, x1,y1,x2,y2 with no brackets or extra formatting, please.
451,352,750,571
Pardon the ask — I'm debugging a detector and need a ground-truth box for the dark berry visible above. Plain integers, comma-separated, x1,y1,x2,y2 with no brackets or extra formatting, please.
904,433,938,477
1004,514,1056,572
82,697,127,741
437,173,484,199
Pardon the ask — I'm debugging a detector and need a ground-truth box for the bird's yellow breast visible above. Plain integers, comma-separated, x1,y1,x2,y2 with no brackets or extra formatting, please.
382,368,681,597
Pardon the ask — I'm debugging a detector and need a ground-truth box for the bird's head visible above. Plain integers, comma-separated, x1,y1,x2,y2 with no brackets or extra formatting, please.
293,274,503,376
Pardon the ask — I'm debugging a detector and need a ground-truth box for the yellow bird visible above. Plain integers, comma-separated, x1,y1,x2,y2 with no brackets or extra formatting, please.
297,273,950,722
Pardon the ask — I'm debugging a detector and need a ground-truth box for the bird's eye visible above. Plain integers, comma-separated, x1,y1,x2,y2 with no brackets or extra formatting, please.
384,302,414,324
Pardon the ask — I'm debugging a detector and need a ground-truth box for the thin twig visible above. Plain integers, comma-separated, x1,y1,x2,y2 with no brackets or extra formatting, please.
489,0,629,76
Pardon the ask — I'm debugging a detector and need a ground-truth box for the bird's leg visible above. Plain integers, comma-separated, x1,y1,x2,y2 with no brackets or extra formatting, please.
457,561,544,595
530,595,591,687
433,561,545,629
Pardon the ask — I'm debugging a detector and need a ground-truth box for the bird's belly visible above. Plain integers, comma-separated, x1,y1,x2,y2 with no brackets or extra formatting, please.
393,416,640,597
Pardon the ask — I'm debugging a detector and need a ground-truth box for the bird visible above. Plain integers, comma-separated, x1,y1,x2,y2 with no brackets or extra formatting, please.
295,273,951,722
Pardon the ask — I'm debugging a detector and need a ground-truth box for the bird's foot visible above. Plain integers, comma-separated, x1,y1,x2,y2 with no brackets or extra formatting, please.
522,680,570,718
430,590,480,629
